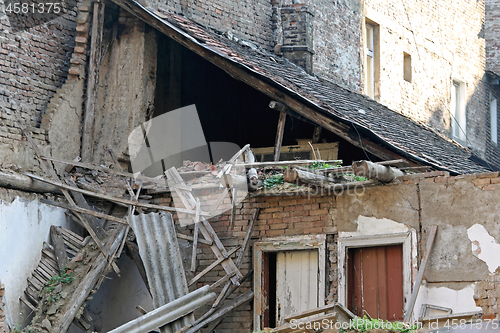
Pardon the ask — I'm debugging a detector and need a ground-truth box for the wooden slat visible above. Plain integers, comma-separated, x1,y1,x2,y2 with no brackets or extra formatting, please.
404,225,438,322
177,233,212,245
283,303,336,322
51,226,69,270
60,227,84,244
20,295,37,312
274,111,287,161
42,155,167,186
38,259,58,277
27,173,208,217
41,198,128,226
188,246,240,286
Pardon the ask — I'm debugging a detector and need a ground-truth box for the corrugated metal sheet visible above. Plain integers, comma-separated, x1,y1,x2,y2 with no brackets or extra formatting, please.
128,212,193,333
108,285,216,333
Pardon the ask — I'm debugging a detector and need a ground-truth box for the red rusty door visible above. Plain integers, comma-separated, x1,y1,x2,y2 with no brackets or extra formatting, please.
347,245,404,320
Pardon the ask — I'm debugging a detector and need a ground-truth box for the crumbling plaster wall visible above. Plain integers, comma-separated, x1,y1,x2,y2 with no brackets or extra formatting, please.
0,189,80,329
92,10,157,166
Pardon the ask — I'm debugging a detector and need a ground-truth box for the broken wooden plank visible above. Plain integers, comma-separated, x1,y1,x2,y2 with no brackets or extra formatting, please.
184,290,254,333
190,221,199,272
41,197,128,226
177,233,212,246
50,226,69,270
65,178,107,238
188,246,240,286
234,159,342,168
16,120,118,275
198,223,243,286
403,225,438,322
211,209,259,309
42,155,167,187
55,228,126,333
236,208,260,267
26,173,209,217
81,1,105,162
20,295,37,312
210,272,237,289
274,111,287,162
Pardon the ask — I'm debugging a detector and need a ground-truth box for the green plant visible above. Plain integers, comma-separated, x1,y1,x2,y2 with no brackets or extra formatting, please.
46,269,74,287
263,175,284,189
344,173,370,182
308,161,339,170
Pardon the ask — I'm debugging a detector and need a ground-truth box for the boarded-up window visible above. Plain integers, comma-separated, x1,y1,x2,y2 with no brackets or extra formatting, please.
347,245,404,320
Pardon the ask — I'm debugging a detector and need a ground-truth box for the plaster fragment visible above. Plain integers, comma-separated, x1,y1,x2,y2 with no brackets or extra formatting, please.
467,224,500,273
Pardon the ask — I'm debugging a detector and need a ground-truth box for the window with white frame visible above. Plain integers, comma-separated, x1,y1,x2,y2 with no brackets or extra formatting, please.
491,92,498,144
365,23,375,98
451,80,466,143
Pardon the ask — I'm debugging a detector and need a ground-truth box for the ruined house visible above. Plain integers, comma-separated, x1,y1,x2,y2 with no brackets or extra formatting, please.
1,0,500,332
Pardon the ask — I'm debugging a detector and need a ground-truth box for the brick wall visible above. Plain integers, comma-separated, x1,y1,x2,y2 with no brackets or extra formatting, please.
361,0,498,165
474,272,500,320
0,283,5,333
486,0,500,74
155,0,274,51
0,0,79,128
0,0,82,172
152,170,500,332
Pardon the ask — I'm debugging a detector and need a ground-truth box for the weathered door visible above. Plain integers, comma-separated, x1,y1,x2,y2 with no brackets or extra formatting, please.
347,245,404,320
276,250,319,324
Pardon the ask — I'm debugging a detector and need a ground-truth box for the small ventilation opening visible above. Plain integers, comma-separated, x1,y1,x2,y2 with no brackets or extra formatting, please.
404,52,412,83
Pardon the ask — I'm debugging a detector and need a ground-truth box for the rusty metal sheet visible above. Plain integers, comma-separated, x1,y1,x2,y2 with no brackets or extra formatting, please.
128,212,193,333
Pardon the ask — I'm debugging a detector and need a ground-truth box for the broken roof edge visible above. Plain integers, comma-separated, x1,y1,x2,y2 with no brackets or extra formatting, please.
108,0,486,175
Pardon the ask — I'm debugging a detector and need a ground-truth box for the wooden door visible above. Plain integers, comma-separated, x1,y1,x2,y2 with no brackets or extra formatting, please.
276,250,319,325
347,245,404,320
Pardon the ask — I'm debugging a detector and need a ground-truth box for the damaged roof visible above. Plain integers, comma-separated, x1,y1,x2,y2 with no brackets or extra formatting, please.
111,0,492,174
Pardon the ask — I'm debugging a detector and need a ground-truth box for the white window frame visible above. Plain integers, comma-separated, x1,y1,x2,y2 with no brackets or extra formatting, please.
365,23,375,98
490,92,498,144
451,80,466,143
253,234,326,332
337,231,417,318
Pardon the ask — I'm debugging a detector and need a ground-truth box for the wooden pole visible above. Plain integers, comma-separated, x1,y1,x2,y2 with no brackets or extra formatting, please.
403,225,438,322
352,160,404,183
82,2,105,162
273,112,287,162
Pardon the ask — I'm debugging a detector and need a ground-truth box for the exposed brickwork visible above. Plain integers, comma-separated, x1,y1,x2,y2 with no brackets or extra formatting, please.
486,0,500,74
152,170,500,333
40,1,90,131
0,0,79,129
0,283,5,333
474,272,500,320
155,0,274,51
280,5,314,74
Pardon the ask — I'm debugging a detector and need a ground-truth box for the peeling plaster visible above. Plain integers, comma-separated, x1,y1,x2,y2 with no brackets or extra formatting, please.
413,283,481,320
340,215,409,238
467,224,500,273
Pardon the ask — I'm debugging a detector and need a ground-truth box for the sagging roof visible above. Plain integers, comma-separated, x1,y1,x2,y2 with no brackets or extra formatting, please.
110,0,491,174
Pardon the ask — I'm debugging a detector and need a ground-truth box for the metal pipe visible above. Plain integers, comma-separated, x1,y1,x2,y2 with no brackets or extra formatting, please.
108,286,216,333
